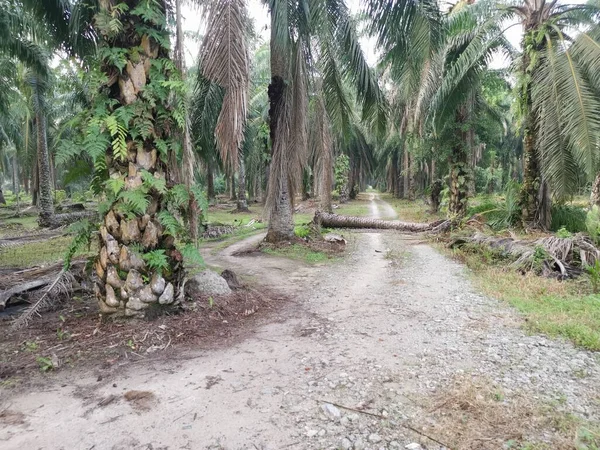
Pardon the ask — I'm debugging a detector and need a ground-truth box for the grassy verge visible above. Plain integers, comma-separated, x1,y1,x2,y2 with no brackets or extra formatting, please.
334,197,372,217
262,243,334,264
438,241,600,351
0,236,97,269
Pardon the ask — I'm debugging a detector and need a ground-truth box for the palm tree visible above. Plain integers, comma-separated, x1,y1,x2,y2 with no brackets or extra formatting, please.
507,0,600,227
85,0,190,315
264,0,386,242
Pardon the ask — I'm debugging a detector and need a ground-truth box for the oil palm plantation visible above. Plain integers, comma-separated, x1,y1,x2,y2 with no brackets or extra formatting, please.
507,0,600,227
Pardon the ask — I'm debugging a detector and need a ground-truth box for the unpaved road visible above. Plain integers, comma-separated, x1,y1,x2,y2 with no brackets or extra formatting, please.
2,195,599,449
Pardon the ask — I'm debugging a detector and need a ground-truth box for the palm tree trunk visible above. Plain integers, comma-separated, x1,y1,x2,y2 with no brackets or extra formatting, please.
314,211,448,232
94,0,182,316
520,112,541,226
403,147,409,199
236,154,249,211
590,172,600,207
12,154,20,214
206,162,215,200
35,82,54,227
392,152,400,198
448,106,470,217
229,173,237,200
32,155,38,206
265,16,295,243
322,145,333,213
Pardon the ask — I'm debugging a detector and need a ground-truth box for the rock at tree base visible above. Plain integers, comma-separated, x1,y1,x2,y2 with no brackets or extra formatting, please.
185,270,232,298
324,233,347,245
221,269,243,290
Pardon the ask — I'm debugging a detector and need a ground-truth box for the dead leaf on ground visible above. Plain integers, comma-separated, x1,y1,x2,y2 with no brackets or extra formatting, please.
0,409,27,426
123,390,157,411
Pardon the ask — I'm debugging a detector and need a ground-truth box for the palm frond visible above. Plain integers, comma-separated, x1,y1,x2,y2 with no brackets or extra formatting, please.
200,0,250,171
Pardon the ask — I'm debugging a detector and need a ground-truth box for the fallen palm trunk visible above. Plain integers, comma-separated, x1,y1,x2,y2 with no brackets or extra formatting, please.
313,211,451,233
44,211,97,229
451,233,600,278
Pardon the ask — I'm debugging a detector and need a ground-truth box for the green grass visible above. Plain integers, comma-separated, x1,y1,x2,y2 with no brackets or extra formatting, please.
0,235,97,268
334,198,371,217
262,244,332,264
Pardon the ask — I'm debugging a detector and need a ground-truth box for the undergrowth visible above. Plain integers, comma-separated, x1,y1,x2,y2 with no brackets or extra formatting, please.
262,243,332,264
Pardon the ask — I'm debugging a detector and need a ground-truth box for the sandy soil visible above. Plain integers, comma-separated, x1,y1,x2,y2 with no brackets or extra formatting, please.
1,195,599,450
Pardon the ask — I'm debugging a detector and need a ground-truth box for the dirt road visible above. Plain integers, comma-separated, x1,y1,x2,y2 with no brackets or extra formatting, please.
2,195,599,449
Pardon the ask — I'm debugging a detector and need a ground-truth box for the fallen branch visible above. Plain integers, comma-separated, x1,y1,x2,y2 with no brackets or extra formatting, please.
0,278,54,311
10,269,75,330
313,211,451,233
318,399,453,449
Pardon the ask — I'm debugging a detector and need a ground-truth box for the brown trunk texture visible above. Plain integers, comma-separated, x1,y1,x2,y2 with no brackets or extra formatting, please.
35,86,55,227
591,172,600,207
94,1,183,317
314,211,450,233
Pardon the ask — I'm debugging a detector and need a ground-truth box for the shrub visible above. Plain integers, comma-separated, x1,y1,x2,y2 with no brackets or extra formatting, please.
551,204,587,233
294,225,311,239
586,205,600,244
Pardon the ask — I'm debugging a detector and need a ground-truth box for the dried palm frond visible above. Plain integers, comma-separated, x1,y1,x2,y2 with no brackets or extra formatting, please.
200,0,250,171
452,232,600,279
11,269,74,330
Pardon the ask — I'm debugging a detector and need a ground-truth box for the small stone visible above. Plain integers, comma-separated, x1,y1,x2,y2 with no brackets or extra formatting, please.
354,438,365,450
125,270,144,292
105,284,119,307
306,429,318,438
317,429,326,437
120,288,129,300
106,266,124,289
405,444,423,450
389,442,401,449
150,273,166,295
138,285,158,303
368,434,382,443
340,437,352,450
340,416,350,427
321,403,342,420
159,283,174,305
